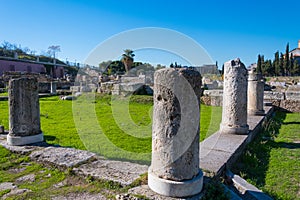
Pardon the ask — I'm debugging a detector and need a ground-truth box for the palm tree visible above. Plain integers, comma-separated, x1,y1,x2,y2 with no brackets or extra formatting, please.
121,49,135,73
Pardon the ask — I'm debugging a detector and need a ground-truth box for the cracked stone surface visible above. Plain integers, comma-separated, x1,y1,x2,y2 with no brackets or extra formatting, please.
51,193,106,200
128,185,204,200
29,147,96,168
73,160,148,186
2,188,31,199
0,182,17,191
15,174,35,184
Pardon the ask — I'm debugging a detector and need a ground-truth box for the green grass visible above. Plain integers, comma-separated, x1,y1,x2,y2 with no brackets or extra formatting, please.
0,145,130,199
200,105,222,141
1,94,299,199
0,94,222,164
0,92,8,97
232,111,300,200
39,96,85,150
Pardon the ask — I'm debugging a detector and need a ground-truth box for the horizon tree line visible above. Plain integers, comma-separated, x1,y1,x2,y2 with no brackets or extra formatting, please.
257,43,300,76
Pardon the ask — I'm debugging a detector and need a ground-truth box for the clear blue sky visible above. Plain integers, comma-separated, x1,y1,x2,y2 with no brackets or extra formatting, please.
1,0,299,68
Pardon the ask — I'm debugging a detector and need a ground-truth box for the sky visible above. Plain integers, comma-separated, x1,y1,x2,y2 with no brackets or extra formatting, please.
1,0,300,68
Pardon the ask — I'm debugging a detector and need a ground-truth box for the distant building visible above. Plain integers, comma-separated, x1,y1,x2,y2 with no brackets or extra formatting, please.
0,59,45,76
193,64,219,75
289,40,300,64
0,58,65,78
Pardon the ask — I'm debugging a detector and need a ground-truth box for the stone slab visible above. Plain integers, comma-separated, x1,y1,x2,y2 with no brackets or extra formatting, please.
226,170,273,200
51,193,107,200
73,159,148,186
247,115,265,131
200,148,232,174
264,91,284,100
129,185,204,200
29,147,96,168
200,131,247,153
2,188,32,199
0,182,17,191
15,174,35,184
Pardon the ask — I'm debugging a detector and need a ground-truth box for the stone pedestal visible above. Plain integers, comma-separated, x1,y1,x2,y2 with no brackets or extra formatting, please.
7,77,43,146
50,82,57,94
148,68,203,197
248,69,265,115
220,59,249,135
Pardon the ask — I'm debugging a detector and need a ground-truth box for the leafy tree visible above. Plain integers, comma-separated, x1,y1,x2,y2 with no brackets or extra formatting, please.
155,64,166,70
99,60,112,72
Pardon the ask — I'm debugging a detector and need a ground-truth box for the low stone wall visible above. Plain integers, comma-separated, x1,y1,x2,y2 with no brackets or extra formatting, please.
39,82,74,93
264,91,300,112
201,90,223,106
202,89,300,112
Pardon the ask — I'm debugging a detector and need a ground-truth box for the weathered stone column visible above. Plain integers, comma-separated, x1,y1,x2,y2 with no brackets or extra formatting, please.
148,68,203,197
248,68,265,115
220,59,249,134
7,77,44,145
50,82,57,94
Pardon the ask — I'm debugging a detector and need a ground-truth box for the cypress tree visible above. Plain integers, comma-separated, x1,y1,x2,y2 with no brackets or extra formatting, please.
283,43,290,76
274,51,281,76
261,55,265,74
280,52,284,75
266,59,273,76
292,60,300,76
257,54,262,73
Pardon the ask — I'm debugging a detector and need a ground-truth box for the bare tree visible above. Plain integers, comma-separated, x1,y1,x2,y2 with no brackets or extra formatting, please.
47,45,61,59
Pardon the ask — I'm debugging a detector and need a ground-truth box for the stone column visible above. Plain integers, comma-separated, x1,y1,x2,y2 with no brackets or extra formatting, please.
50,82,57,94
248,68,265,115
7,77,44,146
220,59,249,135
148,68,203,197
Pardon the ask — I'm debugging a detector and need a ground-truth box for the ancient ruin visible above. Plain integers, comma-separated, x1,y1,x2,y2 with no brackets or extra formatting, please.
7,77,44,145
220,59,249,135
148,68,203,197
248,67,265,115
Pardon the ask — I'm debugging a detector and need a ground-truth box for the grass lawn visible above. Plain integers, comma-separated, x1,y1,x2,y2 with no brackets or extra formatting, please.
0,94,222,164
1,94,299,199
232,111,300,200
0,145,139,199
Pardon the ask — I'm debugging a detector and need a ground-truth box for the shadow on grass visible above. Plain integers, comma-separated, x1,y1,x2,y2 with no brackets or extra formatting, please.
232,111,287,200
44,135,57,141
282,121,300,125
268,140,300,149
